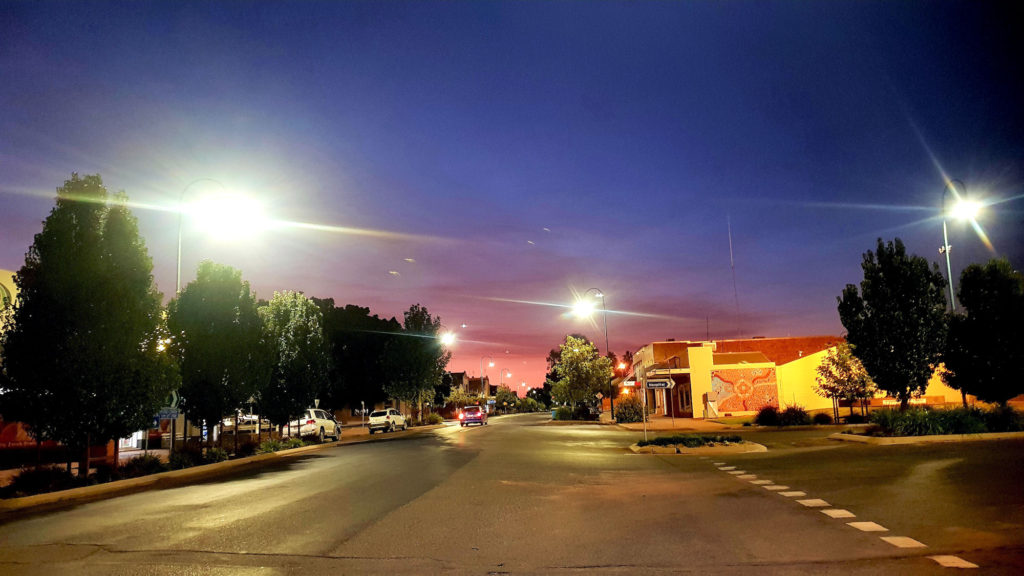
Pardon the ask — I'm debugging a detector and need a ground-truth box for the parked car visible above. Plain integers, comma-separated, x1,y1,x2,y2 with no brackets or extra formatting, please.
221,414,271,434
459,405,487,427
368,408,407,434
281,408,341,442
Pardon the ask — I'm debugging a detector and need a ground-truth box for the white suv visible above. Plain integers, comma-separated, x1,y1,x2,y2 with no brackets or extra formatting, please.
368,408,407,434
282,409,341,442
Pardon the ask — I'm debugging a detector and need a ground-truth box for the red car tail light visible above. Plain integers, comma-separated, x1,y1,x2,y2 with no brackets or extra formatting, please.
306,419,315,425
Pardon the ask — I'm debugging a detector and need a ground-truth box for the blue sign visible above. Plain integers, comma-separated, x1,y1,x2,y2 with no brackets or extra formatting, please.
487,399,496,404
157,409,179,420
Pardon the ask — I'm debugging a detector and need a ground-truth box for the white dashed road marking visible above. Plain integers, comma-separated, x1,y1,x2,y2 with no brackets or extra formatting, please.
821,509,856,519
750,480,773,485
718,466,736,470
764,485,789,491
929,555,978,568
737,474,757,479
713,462,725,466
880,536,927,548
779,491,806,497
728,470,746,475
796,499,830,507
848,521,888,532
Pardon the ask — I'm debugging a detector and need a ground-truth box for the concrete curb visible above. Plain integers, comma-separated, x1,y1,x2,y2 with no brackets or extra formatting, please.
829,430,1024,445
628,442,767,455
0,424,447,513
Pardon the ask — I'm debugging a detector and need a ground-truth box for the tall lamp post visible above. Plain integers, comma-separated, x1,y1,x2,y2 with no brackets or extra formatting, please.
479,356,494,398
940,179,981,311
573,287,614,418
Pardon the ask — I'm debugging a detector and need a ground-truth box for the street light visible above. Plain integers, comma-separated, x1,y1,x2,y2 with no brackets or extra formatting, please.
479,356,494,398
940,179,981,311
176,179,267,293
573,287,614,418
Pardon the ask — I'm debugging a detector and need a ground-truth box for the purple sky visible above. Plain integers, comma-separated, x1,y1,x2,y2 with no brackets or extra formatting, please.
2,1,1022,390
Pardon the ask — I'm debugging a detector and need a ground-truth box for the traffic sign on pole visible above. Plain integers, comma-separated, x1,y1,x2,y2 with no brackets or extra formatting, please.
645,379,675,389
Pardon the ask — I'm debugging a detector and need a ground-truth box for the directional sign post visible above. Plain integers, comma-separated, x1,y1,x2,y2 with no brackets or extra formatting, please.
644,379,675,389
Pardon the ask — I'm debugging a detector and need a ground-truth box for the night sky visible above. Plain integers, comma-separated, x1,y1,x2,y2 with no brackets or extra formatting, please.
2,1,1022,390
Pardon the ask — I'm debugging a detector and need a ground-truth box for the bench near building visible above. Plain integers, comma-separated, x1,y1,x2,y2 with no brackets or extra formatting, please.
623,336,962,419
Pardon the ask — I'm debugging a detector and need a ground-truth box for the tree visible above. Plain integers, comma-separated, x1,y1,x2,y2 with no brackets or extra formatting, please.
312,298,400,411
258,291,331,426
383,304,451,413
838,238,947,409
944,259,1024,405
495,385,516,413
167,261,268,437
0,174,177,472
549,335,612,409
815,343,876,421
527,385,551,408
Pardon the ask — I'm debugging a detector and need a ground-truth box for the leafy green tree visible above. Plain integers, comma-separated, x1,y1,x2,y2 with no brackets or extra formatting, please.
383,304,452,412
838,238,947,409
258,291,331,425
0,174,177,471
313,298,398,411
167,261,268,437
549,335,612,409
446,387,479,411
495,385,517,413
814,343,876,421
944,259,1024,405
527,385,551,408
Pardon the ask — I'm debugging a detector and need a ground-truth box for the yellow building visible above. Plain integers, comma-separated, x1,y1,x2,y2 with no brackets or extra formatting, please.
629,336,962,418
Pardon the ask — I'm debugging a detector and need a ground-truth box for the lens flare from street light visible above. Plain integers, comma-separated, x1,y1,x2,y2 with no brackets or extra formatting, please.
190,193,269,240
572,298,596,318
950,200,981,221
440,332,456,346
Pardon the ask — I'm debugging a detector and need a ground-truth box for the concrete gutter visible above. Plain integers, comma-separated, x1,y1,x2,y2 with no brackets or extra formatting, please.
0,424,446,514
829,430,1024,445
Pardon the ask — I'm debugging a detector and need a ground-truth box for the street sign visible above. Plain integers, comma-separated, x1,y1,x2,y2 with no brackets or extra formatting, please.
165,390,179,409
157,408,179,420
645,379,675,389
487,399,496,404
596,392,604,399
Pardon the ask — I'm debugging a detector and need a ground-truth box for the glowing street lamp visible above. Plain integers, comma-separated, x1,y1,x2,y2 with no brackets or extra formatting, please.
940,179,982,311
176,179,267,293
440,331,457,346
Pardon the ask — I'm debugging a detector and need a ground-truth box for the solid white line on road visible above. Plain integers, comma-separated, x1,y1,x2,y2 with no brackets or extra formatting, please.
848,521,888,532
928,555,978,568
797,499,830,507
719,466,737,470
821,509,856,519
764,485,789,491
750,480,773,485
779,491,806,497
737,474,757,479
728,470,746,475
880,536,926,548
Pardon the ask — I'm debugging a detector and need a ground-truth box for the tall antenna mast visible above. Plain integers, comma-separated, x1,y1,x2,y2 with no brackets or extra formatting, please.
728,214,742,338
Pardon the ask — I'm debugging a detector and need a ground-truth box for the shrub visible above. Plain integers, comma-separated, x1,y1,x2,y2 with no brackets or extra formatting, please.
554,406,572,421
283,437,305,450
572,405,598,421
754,406,780,426
426,413,444,425
4,465,85,497
638,434,743,448
204,447,229,463
813,412,833,425
257,439,284,453
779,406,811,426
92,463,122,483
983,405,1023,432
614,395,646,423
120,454,167,478
845,413,867,424
936,407,986,435
235,440,259,458
169,444,203,469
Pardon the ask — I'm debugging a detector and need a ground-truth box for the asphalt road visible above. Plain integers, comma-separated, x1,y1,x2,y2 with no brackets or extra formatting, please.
0,414,1021,574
